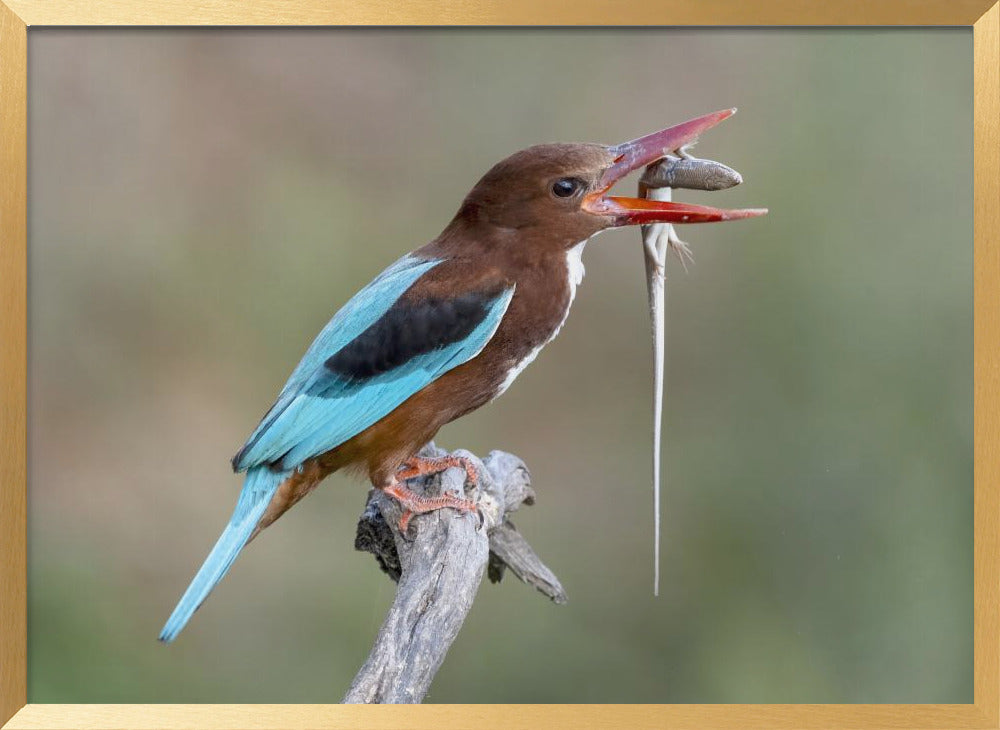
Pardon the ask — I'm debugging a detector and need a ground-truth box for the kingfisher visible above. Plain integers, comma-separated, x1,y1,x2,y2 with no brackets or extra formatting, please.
159,109,765,642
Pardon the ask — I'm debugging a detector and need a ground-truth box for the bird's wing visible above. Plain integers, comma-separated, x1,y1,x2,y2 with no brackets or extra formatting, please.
232,255,514,471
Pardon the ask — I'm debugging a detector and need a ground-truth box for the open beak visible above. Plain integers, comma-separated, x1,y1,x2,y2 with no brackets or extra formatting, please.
583,108,768,225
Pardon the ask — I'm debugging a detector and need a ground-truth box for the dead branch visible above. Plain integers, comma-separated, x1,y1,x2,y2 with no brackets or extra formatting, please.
343,443,565,704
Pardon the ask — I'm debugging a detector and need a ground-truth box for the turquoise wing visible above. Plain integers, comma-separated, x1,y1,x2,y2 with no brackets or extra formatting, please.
233,256,513,471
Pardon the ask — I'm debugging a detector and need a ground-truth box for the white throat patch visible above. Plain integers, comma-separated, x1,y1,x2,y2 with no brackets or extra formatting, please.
493,239,589,398
566,240,587,299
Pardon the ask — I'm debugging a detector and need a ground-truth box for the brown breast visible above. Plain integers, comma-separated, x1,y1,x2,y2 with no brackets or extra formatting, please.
326,237,581,483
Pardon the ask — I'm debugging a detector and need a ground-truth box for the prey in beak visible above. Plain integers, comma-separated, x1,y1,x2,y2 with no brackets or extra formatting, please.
606,109,767,599
583,108,768,225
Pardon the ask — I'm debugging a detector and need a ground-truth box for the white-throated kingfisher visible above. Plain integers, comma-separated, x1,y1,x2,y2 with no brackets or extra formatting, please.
159,109,766,642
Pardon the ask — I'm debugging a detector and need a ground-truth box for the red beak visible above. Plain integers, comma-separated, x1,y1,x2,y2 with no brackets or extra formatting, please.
583,108,768,225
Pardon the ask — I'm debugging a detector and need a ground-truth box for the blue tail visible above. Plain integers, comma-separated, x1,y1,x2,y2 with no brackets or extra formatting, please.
159,466,290,643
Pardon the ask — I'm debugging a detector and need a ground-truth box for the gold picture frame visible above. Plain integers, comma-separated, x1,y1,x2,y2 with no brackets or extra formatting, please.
1,2,997,727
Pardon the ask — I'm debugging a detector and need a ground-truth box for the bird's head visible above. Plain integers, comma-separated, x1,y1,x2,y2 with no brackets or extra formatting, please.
454,108,766,249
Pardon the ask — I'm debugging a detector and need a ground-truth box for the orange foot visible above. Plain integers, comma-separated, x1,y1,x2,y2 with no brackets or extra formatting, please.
383,455,481,533
396,454,479,486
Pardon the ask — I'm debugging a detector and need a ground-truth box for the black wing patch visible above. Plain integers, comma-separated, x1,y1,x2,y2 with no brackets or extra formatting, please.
324,291,495,380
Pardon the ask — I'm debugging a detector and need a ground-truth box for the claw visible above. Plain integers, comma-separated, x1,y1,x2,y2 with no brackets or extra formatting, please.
384,453,483,534
398,454,479,487
668,228,695,273
383,480,478,534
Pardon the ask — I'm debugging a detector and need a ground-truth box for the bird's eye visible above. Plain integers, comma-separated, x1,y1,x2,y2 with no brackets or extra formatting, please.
551,177,584,198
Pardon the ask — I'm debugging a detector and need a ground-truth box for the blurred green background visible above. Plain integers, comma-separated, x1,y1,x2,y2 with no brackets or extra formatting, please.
27,29,972,703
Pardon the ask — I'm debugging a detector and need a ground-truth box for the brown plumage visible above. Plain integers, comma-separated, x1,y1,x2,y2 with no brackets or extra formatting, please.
251,124,769,532
161,110,766,642
255,145,617,530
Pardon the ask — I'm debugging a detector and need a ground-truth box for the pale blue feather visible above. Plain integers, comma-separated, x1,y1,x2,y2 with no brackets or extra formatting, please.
240,286,514,469
234,254,441,470
159,465,290,643
279,289,513,466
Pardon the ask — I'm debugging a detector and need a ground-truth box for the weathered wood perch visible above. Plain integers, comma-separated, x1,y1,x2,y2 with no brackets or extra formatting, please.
343,443,566,704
